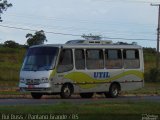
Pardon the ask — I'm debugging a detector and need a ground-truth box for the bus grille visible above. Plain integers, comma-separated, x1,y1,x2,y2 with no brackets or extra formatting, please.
26,79,40,85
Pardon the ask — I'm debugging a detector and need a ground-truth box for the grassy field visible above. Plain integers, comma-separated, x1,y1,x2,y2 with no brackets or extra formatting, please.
122,82,160,95
0,101,160,120
0,47,26,83
143,52,157,71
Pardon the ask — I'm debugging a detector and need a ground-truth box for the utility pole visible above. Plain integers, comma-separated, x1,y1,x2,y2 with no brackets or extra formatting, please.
151,4,160,69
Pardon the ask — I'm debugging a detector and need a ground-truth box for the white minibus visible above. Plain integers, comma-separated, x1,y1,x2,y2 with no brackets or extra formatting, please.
19,40,144,99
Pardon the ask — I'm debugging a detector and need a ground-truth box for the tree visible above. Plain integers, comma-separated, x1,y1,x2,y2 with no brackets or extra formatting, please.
4,40,19,48
26,30,47,46
143,47,156,54
81,33,102,40
0,0,12,22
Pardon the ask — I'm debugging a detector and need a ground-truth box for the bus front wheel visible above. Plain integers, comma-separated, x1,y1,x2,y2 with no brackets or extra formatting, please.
31,93,43,99
60,84,73,99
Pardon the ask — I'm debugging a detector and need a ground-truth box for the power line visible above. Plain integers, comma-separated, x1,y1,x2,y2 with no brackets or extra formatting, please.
0,24,81,37
3,20,156,36
0,24,156,41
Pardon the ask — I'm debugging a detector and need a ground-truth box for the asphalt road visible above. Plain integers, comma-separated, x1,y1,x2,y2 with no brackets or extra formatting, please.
0,96,160,105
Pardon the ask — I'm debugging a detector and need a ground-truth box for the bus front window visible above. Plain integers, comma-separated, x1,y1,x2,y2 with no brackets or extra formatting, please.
22,47,58,71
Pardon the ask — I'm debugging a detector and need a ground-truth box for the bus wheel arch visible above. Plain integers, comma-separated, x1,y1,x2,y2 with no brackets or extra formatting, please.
60,83,74,99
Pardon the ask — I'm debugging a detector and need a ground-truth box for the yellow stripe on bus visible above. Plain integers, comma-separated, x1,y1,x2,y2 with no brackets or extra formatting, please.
64,70,143,89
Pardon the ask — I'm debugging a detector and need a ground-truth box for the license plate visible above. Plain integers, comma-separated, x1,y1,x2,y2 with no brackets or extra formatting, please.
28,85,34,89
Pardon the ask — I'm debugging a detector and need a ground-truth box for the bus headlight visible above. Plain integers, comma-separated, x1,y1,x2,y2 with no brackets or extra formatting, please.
20,78,26,83
41,78,49,83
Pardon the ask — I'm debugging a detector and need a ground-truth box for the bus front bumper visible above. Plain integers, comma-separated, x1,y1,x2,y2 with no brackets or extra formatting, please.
19,83,61,93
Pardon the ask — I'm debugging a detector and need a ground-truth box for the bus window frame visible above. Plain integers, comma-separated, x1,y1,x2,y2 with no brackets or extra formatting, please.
123,49,140,69
105,49,123,69
57,48,74,73
86,49,104,70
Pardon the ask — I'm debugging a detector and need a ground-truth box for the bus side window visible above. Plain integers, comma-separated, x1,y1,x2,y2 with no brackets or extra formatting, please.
123,49,140,69
105,49,122,69
86,49,104,69
75,49,85,69
57,49,73,73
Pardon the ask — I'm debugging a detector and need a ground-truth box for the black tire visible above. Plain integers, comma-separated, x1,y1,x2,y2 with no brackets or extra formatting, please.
31,93,43,99
80,93,94,98
108,83,120,98
60,84,73,99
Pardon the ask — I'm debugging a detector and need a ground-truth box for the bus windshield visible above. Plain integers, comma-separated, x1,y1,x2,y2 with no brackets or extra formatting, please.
22,47,59,71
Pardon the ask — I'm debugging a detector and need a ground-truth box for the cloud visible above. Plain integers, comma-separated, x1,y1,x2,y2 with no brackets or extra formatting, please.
0,0,157,47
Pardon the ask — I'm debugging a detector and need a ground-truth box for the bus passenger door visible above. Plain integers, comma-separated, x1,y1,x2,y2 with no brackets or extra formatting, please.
56,49,74,83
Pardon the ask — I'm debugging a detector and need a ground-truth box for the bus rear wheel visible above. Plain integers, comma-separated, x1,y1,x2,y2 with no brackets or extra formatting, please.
31,93,43,99
80,93,94,98
60,84,73,99
105,83,120,98
110,83,120,98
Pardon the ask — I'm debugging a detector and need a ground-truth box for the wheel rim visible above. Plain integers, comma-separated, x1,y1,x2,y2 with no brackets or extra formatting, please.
112,86,118,96
63,86,71,97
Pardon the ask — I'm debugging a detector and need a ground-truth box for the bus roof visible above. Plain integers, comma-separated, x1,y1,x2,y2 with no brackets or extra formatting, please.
30,43,142,49
30,39,142,49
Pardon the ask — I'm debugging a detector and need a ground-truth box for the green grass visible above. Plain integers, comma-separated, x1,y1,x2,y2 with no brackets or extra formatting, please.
0,101,160,120
0,91,22,95
122,82,160,95
144,53,157,72
0,81,18,86
0,47,26,82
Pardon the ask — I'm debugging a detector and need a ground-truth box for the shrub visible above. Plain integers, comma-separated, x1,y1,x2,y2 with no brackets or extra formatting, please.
145,68,160,82
4,40,19,48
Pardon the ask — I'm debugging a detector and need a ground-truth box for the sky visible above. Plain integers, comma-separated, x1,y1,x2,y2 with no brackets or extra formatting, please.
0,0,160,48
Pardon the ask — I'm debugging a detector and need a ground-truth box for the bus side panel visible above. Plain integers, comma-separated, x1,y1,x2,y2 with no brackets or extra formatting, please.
120,82,143,91
72,83,110,93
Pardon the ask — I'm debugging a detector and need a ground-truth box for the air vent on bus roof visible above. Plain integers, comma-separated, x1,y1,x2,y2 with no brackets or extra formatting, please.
66,40,112,45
